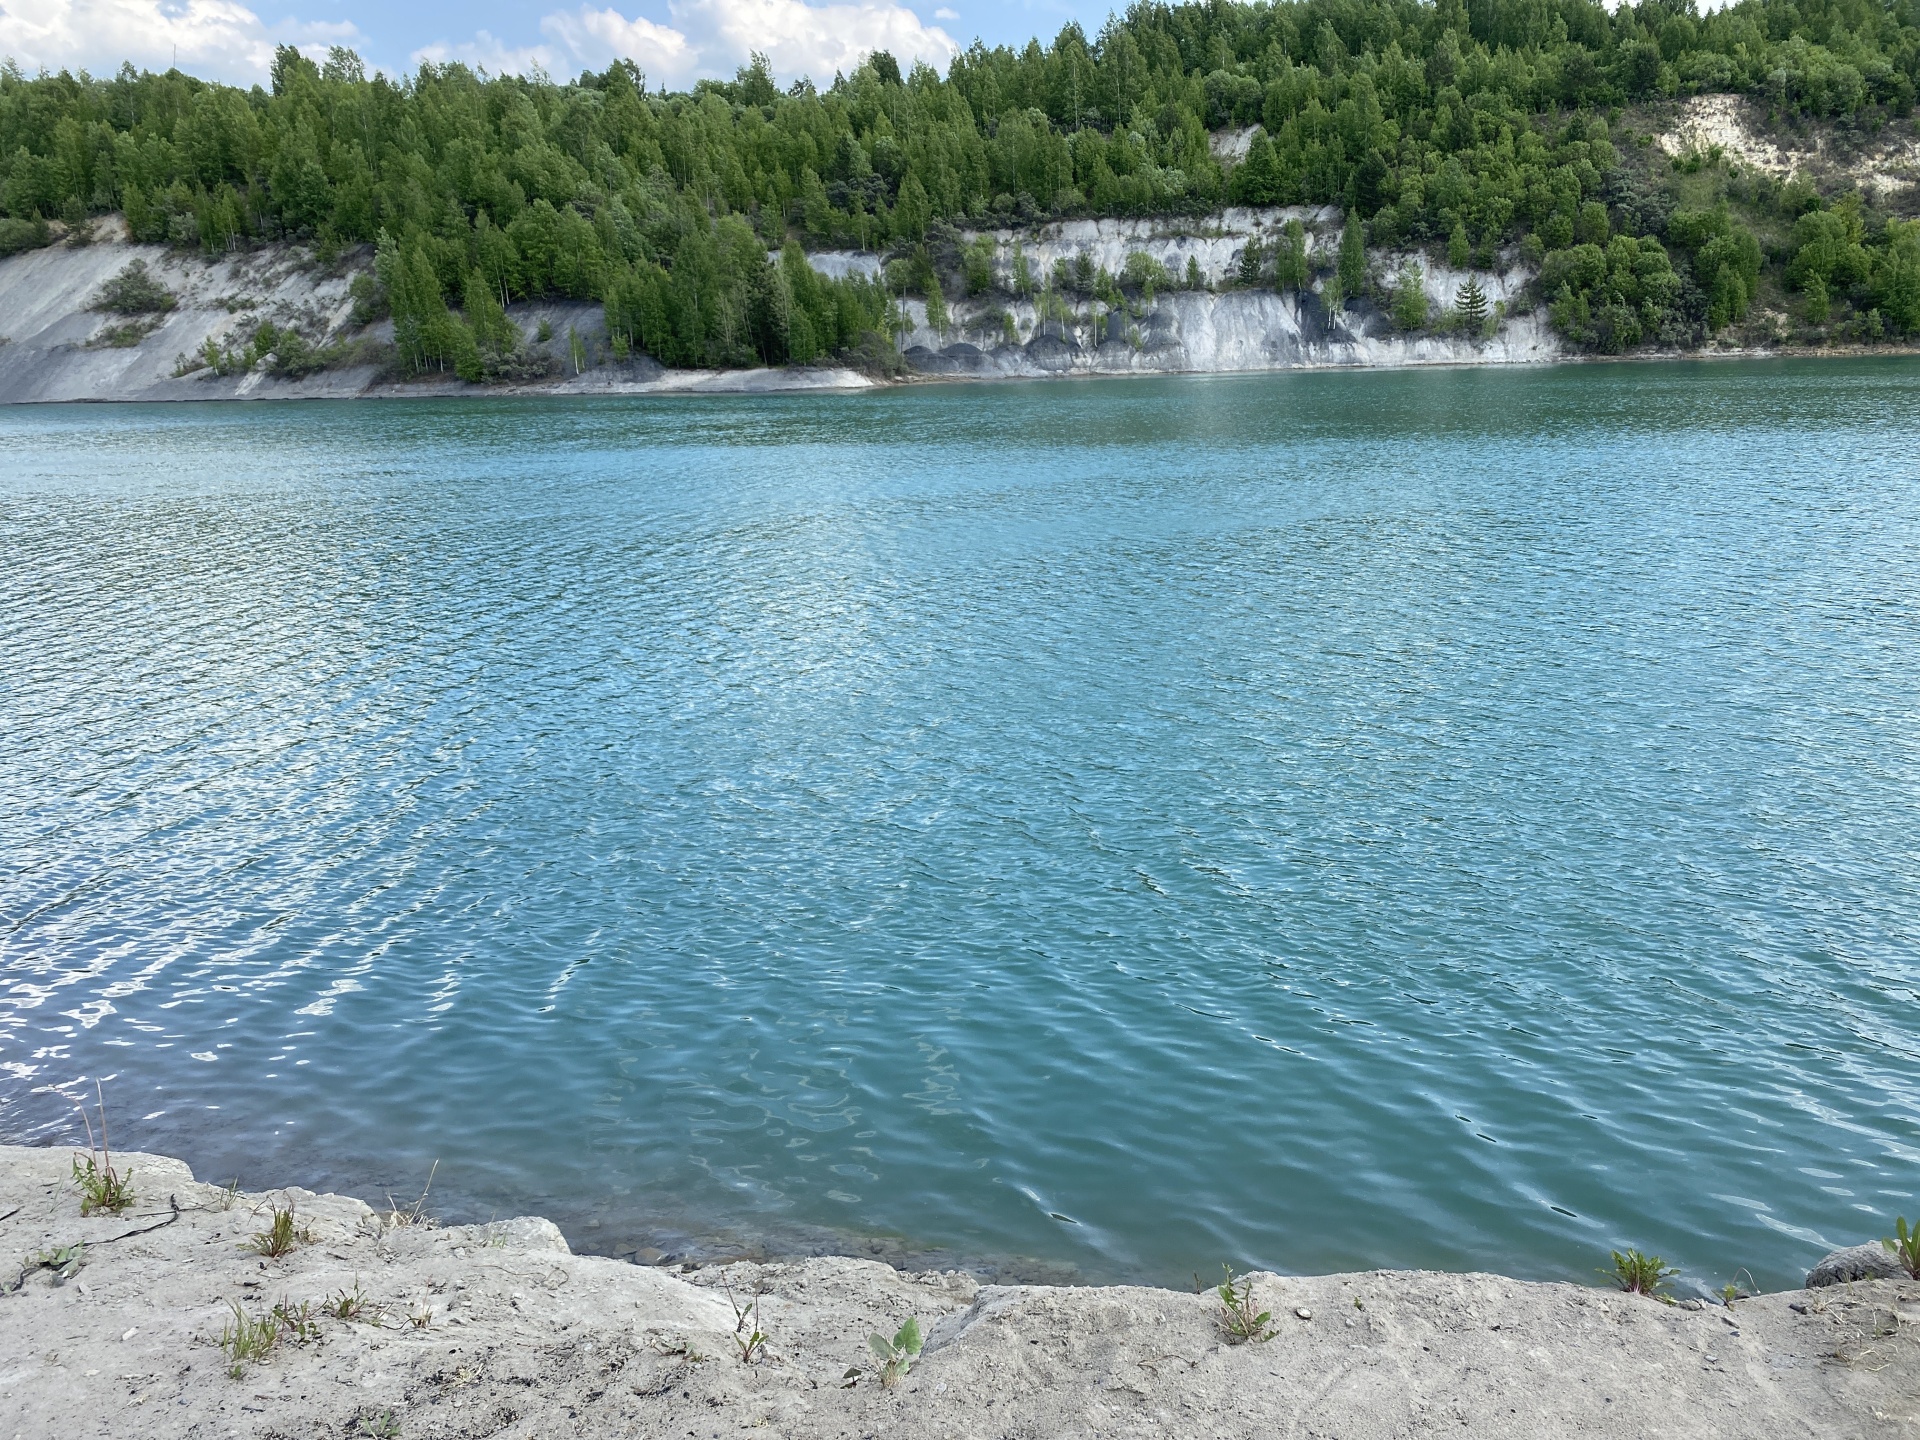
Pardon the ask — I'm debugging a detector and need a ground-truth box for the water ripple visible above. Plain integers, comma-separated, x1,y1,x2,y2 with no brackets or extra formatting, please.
2,360,1918,1290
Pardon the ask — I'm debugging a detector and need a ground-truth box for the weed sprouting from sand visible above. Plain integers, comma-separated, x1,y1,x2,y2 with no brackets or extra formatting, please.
724,1275,770,1364
70,1082,134,1215
867,1316,923,1386
272,1299,320,1344
326,1280,377,1323
1604,1249,1678,1300
218,1178,241,1211
220,1301,283,1377
219,1294,323,1377
357,1411,401,1439
1719,1269,1756,1305
246,1205,311,1258
649,1336,708,1363
6,1241,87,1292
384,1160,440,1230
409,1303,434,1329
1217,1265,1278,1343
1883,1217,1920,1279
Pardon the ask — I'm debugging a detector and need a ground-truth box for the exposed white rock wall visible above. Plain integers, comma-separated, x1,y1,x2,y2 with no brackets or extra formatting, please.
0,217,365,403
0,215,1553,403
891,271,1555,379
800,212,1549,375
798,210,1346,294
1656,93,1920,201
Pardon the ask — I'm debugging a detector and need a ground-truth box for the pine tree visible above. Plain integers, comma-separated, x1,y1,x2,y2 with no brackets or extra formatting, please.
463,268,517,357
1392,264,1428,330
1237,236,1264,285
1337,215,1366,306
1274,219,1308,292
1454,275,1488,333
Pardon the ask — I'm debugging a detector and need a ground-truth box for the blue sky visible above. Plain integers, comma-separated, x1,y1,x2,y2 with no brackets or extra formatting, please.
0,0,1126,89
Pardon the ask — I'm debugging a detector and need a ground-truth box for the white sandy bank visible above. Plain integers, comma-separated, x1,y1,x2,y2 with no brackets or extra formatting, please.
2,1145,1916,1438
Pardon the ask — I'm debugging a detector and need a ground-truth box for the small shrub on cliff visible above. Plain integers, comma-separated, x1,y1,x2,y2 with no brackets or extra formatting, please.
1604,1248,1678,1300
93,259,176,315
0,214,52,257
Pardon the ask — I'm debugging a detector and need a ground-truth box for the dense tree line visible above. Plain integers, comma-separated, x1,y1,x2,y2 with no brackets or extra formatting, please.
3,0,1919,368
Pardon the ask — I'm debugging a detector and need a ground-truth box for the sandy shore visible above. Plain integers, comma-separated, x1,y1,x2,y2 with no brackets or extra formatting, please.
2,1145,1915,1438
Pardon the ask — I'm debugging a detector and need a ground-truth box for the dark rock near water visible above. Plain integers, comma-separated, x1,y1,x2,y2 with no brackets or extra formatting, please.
1805,1243,1902,1287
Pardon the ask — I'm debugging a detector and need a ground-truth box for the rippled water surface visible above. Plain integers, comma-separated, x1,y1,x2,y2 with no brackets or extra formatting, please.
5,361,1919,1291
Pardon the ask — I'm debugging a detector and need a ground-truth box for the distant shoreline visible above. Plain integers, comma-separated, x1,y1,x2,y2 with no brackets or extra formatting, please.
11,342,1920,410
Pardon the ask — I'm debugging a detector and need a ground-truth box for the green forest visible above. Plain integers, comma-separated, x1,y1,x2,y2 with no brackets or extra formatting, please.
3,0,1919,370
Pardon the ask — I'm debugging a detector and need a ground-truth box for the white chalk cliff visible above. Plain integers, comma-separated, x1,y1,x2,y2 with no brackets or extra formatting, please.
0,210,1552,404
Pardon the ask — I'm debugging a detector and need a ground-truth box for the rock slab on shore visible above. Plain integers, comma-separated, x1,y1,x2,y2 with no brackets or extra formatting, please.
1,1145,1916,1438
1809,1243,1908,1288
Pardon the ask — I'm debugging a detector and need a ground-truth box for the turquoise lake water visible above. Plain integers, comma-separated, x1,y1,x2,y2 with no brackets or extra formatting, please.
3,360,1918,1293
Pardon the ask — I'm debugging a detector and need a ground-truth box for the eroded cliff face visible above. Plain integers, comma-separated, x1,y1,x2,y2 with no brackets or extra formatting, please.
895,287,1555,379
0,222,867,401
0,218,373,403
0,210,1553,403
823,209,1556,379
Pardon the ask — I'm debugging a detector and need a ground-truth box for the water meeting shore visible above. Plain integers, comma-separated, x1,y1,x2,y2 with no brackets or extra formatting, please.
3,1144,1915,1439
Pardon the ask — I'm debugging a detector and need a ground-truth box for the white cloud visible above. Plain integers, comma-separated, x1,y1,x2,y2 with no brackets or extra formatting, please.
410,29,566,79
0,0,359,83
417,0,957,90
934,6,957,18
674,0,957,82
543,6,692,79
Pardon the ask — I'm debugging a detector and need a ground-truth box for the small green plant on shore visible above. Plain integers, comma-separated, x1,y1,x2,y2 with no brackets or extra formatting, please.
409,1303,434,1329
220,1301,282,1377
1217,1265,1277,1343
1719,1268,1756,1305
218,1178,241,1211
70,1083,134,1215
247,1205,311,1258
1883,1217,1920,1279
724,1275,770,1363
649,1336,708,1362
358,1411,401,1439
6,1241,87,1292
868,1316,922,1386
326,1280,374,1322
272,1299,320,1343
1605,1249,1678,1300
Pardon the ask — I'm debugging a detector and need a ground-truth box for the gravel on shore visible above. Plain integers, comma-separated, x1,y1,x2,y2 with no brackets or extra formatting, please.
2,1144,1915,1438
